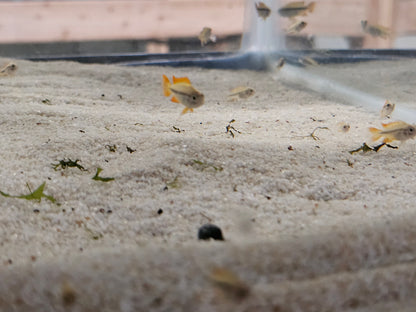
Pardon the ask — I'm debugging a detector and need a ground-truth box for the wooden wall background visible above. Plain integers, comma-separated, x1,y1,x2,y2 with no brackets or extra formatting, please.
0,0,414,49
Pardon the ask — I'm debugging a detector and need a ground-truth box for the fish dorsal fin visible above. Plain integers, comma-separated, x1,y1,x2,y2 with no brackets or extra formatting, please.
173,76,191,85
283,1,306,8
229,86,248,94
374,24,390,32
381,121,408,129
256,2,268,9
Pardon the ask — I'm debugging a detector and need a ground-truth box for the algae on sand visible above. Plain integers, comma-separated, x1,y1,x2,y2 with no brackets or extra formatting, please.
0,182,56,203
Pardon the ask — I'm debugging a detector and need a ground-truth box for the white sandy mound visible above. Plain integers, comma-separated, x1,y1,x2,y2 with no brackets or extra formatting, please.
1,58,416,311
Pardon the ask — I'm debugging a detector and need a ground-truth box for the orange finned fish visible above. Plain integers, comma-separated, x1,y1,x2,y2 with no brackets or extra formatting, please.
255,2,271,20
380,100,395,118
163,75,204,115
278,1,315,18
361,20,390,39
369,121,416,143
0,62,17,76
198,27,216,47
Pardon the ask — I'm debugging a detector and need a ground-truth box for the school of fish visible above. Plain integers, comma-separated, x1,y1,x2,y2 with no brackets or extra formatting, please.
161,2,416,151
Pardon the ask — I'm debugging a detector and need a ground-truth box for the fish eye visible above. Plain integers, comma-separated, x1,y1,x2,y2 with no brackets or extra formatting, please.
192,96,196,100
410,127,414,132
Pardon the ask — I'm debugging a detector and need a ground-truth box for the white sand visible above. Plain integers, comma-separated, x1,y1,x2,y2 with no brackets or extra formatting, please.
1,58,416,311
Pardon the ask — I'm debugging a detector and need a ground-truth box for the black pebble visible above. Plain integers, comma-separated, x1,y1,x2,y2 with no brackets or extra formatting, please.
157,208,163,215
198,223,224,241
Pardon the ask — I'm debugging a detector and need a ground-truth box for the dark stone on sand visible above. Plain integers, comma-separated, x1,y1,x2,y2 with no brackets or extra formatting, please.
198,223,224,241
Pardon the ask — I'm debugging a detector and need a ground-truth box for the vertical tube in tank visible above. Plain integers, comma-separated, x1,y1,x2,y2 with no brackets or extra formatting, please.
240,0,285,54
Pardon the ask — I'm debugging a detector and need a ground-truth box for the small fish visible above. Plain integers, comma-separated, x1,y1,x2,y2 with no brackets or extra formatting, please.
299,56,318,66
198,27,217,47
369,121,416,143
380,100,395,118
210,267,250,300
227,86,255,101
337,122,350,133
163,75,204,115
286,20,307,34
361,20,390,39
0,62,17,76
276,57,285,70
255,2,271,20
278,1,316,18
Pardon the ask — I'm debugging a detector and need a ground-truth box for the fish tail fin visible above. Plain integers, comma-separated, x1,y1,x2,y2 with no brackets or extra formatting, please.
163,75,171,97
369,127,382,141
308,2,316,13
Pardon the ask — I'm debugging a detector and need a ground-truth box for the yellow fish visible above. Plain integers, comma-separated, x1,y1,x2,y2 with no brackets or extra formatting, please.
337,122,350,133
276,57,285,71
255,2,271,20
369,121,416,143
0,62,17,76
209,267,250,300
198,27,216,47
278,1,315,18
299,56,318,66
361,20,390,39
227,86,255,101
286,20,307,34
163,75,204,115
380,100,395,118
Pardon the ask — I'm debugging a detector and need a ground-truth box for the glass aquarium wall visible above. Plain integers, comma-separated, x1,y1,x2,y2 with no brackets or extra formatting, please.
1,0,416,118
0,0,415,58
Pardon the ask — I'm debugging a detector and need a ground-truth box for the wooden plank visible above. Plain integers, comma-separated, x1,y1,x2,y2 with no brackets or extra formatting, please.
396,1,416,35
0,0,414,47
0,0,245,43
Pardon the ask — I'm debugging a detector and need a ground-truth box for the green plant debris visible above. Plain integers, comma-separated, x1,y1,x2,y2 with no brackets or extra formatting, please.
126,146,136,153
346,159,354,167
375,143,398,151
41,99,51,105
171,126,184,133
310,116,324,122
85,226,103,240
309,126,329,140
190,159,223,172
92,168,114,182
225,119,241,138
52,158,86,171
0,182,56,203
105,144,117,152
349,142,398,154
165,175,181,189
349,143,373,154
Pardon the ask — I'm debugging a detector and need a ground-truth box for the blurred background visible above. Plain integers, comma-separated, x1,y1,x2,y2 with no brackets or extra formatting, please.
0,0,415,58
